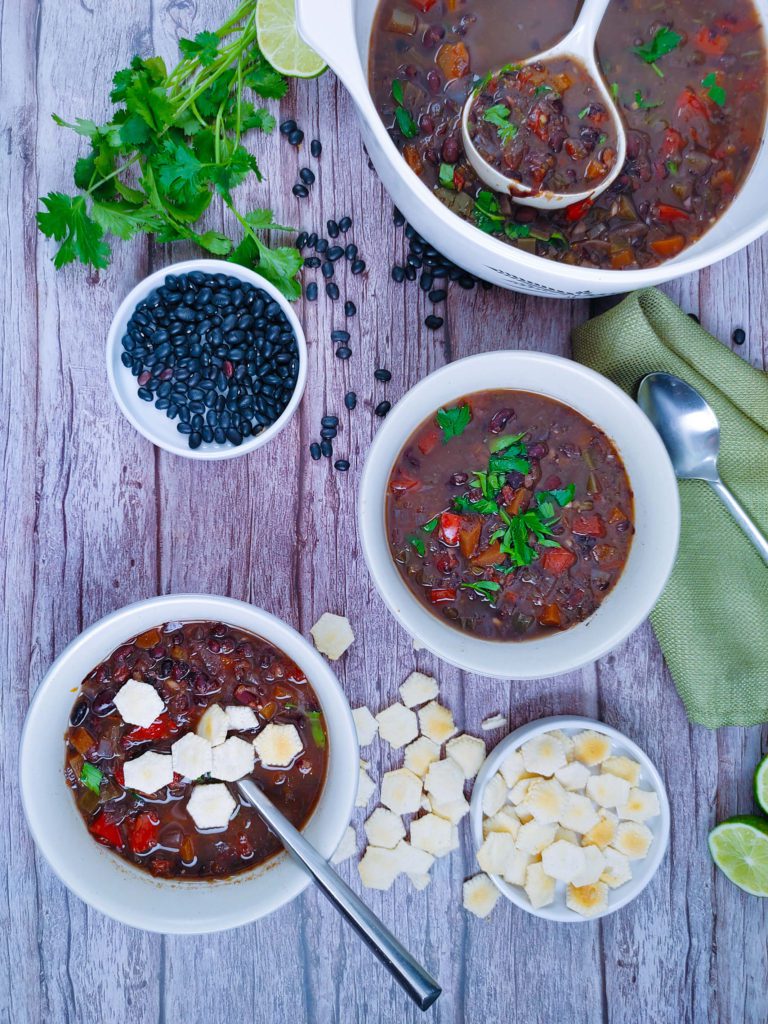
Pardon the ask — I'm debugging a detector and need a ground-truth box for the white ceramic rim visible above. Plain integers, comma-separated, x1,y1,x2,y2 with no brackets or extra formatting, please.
296,0,768,292
358,351,680,679
105,259,308,460
469,715,671,922
20,595,358,934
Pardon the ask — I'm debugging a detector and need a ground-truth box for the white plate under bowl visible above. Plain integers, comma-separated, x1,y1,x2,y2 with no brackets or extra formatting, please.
358,351,680,679
20,595,358,934
469,716,670,922
106,259,307,460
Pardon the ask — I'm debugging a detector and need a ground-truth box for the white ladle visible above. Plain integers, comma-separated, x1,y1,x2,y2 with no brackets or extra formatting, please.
460,0,625,209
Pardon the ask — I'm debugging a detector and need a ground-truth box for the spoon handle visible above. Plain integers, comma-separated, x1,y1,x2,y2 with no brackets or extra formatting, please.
236,779,441,1012
709,479,768,565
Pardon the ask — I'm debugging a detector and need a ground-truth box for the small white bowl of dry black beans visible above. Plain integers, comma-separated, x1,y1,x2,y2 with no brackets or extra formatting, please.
106,259,307,460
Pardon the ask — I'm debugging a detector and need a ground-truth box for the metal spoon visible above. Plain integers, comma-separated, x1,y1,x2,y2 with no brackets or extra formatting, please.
460,0,625,209
236,779,441,1012
638,372,768,564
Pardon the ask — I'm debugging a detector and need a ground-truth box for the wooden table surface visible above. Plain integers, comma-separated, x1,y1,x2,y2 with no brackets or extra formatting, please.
3,3,767,1023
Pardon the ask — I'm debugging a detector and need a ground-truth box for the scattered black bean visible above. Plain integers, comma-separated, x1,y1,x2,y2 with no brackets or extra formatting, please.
344,301,357,317
345,243,358,261
732,327,746,345
334,459,350,472
307,232,318,248
331,330,350,343
297,231,309,249
351,259,366,275
327,246,344,261
321,427,337,439
393,207,405,226
299,167,315,186
288,128,304,146
321,439,333,458
280,119,297,135
315,238,328,254
375,400,391,417
425,315,444,330
327,219,340,238
336,345,352,359
310,442,321,461
429,289,447,303
326,283,340,300
339,216,352,233
306,282,318,301
322,261,335,279
321,415,339,427
374,368,392,382
345,391,357,410
304,256,321,268
292,183,309,199
310,139,322,158
391,265,405,283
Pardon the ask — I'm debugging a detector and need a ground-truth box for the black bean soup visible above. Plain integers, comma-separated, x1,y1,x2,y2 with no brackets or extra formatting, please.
64,621,327,880
386,390,634,640
369,0,767,268
468,59,618,194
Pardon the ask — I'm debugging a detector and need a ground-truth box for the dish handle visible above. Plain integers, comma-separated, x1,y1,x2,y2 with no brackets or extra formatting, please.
295,0,367,94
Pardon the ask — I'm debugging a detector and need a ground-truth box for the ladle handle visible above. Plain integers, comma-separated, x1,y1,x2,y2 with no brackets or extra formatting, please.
236,780,442,1012
709,479,768,565
567,0,613,48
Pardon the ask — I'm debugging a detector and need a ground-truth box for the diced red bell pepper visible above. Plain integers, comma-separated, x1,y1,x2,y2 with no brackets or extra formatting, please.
676,88,710,122
113,763,125,787
417,429,440,456
438,511,462,546
571,512,606,537
660,128,685,160
89,810,124,850
128,811,160,855
541,548,578,574
655,203,690,223
565,197,594,222
389,471,420,495
694,24,729,55
123,712,180,745
429,587,457,604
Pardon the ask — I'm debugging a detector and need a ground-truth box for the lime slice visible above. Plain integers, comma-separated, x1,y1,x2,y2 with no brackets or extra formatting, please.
255,0,327,78
755,755,768,815
708,815,768,896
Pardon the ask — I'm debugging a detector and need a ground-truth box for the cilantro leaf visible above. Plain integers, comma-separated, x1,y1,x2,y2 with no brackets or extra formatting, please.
422,516,439,533
473,189,504,233
483,103,518,143
504,222,531,240
537,484,575,509
437,403,472,442
489,433,526,453
439,162,456,189
394,106,419,139
408,535,426,557
634,90,661,110
702,72,726,106
179,31,220,66
245,53,288,99
37,192,110,269
239,104,276,133
453,495,499,515
392,79,405,106
461,580,501,598
632,26,682,71
80,762,103,794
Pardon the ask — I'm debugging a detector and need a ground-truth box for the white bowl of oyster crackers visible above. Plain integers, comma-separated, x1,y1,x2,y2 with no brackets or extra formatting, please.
467,716,670,922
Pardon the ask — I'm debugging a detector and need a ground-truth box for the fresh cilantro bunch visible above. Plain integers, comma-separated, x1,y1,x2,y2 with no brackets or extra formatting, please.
36,0,303,299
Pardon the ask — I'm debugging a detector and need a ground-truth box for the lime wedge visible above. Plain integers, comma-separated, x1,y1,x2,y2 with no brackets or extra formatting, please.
755,754,768,815
256,0,327,78
708,816,768,896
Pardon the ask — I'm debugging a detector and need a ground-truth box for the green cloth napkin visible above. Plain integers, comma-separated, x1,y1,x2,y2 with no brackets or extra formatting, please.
572,288,768,728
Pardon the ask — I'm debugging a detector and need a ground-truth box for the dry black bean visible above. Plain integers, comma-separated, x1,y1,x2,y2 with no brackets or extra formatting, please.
322,261,334,279
345,244,358,261
375,401,391,417
733,327,746,345
429,289,447,303
425,315,444,330
345,391,357,410
391,266,405,283
344,301,357,317
280,119,297,135
299,168,315,185
331,330,350,343
338,216,352,232
326,283,340,300
315,238,328,254
321,415,338,427
292,183,309,198
334,459,350,471
351,259,366,275
327,246,344,261
336,346,352,359
321,427,337,440
327,219,340,238
288,128,304,146
321,439,333,458
374,368,391,382
304,256,321,268
310,442,321,460
297,231,309,249
310,139,322,158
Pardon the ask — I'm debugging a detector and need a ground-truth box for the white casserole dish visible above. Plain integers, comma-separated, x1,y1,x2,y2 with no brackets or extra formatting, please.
296,0,768,297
